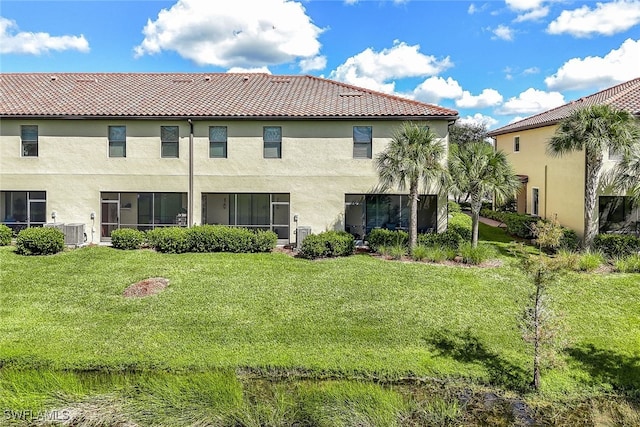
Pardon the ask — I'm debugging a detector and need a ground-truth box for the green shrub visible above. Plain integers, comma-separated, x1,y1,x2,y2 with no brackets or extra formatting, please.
480,208,508,223
448,212,472,241
386,244,407,260
578,250,605,272
186,224,225,252
503,214,538,239
15,227,64,255
299,231,354,259
614,254,640,273
555,249,581,271
146,227,190,253
593,234,640,258
447,200,462,213
559,228,580,252
458,242,497,265
253,229,278,253
418,229,464,250
220,227,255,253
0,224,12,246
412,244,451,262
110,228,145,250
366,228,408,252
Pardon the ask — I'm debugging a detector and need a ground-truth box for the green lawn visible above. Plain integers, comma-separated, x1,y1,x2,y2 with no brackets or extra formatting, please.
0,241,639,424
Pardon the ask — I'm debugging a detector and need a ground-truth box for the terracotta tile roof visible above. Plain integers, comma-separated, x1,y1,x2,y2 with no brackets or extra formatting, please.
488,77,640,136
0,73,458,120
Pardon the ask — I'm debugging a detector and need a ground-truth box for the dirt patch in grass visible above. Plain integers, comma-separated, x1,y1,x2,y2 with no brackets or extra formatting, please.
123,277,169,298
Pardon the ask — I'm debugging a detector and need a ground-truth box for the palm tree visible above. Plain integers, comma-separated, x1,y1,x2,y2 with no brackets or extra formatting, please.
610,143,640,205
448,141,521,247
376,122,446,250
547,104,640,248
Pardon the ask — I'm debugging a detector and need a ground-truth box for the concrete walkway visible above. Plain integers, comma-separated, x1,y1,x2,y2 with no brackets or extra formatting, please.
463,211,506,228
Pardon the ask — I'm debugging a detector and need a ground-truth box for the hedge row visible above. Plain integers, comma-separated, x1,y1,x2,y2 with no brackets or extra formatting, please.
593,233,640,258
299,230,355,259
111,225,278,254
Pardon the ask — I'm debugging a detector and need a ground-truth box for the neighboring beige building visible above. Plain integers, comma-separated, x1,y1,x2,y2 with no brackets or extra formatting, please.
488,78,640,238
0,73,458,245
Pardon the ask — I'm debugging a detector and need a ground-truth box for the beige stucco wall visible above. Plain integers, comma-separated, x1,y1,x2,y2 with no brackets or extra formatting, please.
495,126,587,236
1,118,450,244
494,124,632,238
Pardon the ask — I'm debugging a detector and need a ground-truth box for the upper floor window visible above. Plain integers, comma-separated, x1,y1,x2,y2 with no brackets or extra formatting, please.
209,126,227,158
263,126,282,158
21,125,38,157
108,126,126,158
514,136,520,153
161,126,179,158
353,126,372,159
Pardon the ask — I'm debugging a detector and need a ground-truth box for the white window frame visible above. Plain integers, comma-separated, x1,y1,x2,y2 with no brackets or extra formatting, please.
353,126,372,159
532,187,539,216
161,126,179,158
209,126,228,158
21,125,38,157
108,126,126,158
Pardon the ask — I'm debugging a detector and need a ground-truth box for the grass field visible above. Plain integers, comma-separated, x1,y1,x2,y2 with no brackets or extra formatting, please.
0,236,639,425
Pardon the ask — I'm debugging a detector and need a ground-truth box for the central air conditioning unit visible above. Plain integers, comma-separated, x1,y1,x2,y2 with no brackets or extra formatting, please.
63,223,86,247
295,226,312,249
44,222,65,231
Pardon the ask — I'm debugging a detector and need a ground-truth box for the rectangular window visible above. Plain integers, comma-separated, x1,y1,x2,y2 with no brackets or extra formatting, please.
209,126,227,158
100,192,187,240
599,196,638,234
345,193,437,238
263,126,282,158
532,188,539,216
201,193,290,241
108,126,126,157
514,136,520,153
353,126,372,159
0,191,47,233
161,126,179,158
21,125,38,157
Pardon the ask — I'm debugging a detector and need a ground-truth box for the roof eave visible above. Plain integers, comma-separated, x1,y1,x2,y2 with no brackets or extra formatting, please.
0,114,460,121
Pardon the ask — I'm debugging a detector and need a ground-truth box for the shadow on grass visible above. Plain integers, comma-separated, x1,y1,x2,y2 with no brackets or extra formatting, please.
426,329,530,392
567,344,640,394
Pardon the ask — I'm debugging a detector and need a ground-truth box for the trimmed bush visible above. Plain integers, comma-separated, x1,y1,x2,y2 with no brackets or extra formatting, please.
559,228,580,252
110,228,145,250
146,227,190,254
0,224,12,246
366,228,408,253
593,234,640,258
418,229,464,250
448,212,472,241
300,230,354,259
15,227,64,255
253,229,278,253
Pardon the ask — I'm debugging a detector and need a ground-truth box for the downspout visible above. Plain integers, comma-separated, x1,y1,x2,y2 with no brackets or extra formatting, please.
188,118,194,227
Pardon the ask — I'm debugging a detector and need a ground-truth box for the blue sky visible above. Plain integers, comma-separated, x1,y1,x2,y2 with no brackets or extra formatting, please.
1,0,639,128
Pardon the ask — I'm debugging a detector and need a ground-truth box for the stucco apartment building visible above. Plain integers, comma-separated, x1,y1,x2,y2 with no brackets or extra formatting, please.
0,73,458,245
488,77,640,238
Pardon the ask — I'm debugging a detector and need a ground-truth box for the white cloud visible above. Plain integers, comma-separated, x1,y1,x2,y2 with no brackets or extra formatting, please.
492,25,514,41
329,41,452,94
498,88,565,115
514,6,549,22
505,0,546,11
412,76,463,103
547,0,640,37
523,67,540,75
0,16,89,55
545,38,640,90
134,0,323,68
299,55,327,72
458,113,499,128
468,4,478,14
456,88,503,108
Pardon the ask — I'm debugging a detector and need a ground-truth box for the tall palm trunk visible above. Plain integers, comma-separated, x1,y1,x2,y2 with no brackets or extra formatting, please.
583,152,602,249
470,191,482,248
409,180,419,250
